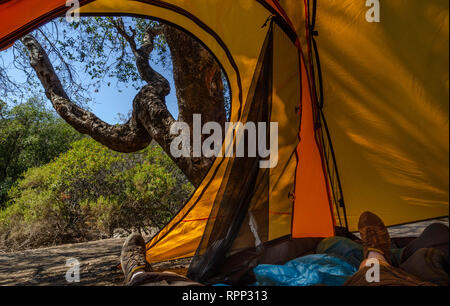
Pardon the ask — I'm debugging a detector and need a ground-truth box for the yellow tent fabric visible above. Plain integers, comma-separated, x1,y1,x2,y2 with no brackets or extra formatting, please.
76,0,335,264
80,0,276,263
281,0,449,231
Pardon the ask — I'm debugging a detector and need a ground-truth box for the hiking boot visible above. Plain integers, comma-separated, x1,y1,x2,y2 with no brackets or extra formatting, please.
121,233,152,284
358,211,392,264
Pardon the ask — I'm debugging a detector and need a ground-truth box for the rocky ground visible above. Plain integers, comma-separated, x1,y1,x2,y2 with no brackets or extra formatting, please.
0,218,447,286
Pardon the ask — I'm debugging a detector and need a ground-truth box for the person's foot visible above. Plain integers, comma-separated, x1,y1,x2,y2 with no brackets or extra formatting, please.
121,233,152,284
358,211,391,264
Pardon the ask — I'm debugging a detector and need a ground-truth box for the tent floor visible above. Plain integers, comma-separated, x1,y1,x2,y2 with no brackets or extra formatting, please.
204,217,448,285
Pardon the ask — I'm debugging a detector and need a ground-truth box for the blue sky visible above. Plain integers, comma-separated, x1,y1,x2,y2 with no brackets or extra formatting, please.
83,56,180,124
1,43,179,124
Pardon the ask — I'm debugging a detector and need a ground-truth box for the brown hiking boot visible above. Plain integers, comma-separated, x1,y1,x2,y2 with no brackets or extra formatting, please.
120,233,152,284
358,211,392,265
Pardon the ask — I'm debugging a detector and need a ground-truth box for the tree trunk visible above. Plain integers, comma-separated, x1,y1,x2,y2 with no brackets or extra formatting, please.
21,20,227,188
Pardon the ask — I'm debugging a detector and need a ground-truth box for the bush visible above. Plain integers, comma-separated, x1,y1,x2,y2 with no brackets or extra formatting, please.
0,98,83,207
0,138,193,251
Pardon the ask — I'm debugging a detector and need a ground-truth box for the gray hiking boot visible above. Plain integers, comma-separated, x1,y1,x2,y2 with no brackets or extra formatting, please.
120,233,152,284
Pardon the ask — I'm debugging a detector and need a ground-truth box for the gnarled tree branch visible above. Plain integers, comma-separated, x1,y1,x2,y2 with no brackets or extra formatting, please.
110,19,214,187
111,17,168,91
20,34,151,153
21,19,228,188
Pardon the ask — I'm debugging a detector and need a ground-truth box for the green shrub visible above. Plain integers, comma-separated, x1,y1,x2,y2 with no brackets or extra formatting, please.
0,98,83,207
0,138,193,251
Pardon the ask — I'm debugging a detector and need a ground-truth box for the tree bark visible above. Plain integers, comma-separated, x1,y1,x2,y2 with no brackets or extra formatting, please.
21,21,226,188
163,26,226,129
20,35,152,154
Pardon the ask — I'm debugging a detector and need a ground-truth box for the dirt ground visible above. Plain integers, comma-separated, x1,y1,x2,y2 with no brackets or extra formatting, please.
0,218,447,286
0,237,191,286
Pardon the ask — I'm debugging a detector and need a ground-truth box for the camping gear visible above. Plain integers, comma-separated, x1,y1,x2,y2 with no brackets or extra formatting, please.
1,0,448,284
253,254,357,286
316,236,404,268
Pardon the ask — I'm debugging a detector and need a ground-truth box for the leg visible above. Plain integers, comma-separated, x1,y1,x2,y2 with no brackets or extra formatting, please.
344,212,436,286
120,233,202,286
346,252,436,286
400,248,449,286
401,222,449,262
120,233,152,285
397,222,449,285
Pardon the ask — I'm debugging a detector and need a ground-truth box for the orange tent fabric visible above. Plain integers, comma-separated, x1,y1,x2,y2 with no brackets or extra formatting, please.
1,0,67,49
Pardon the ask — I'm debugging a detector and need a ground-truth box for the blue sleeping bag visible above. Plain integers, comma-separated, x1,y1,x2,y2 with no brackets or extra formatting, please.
253,254,358,286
